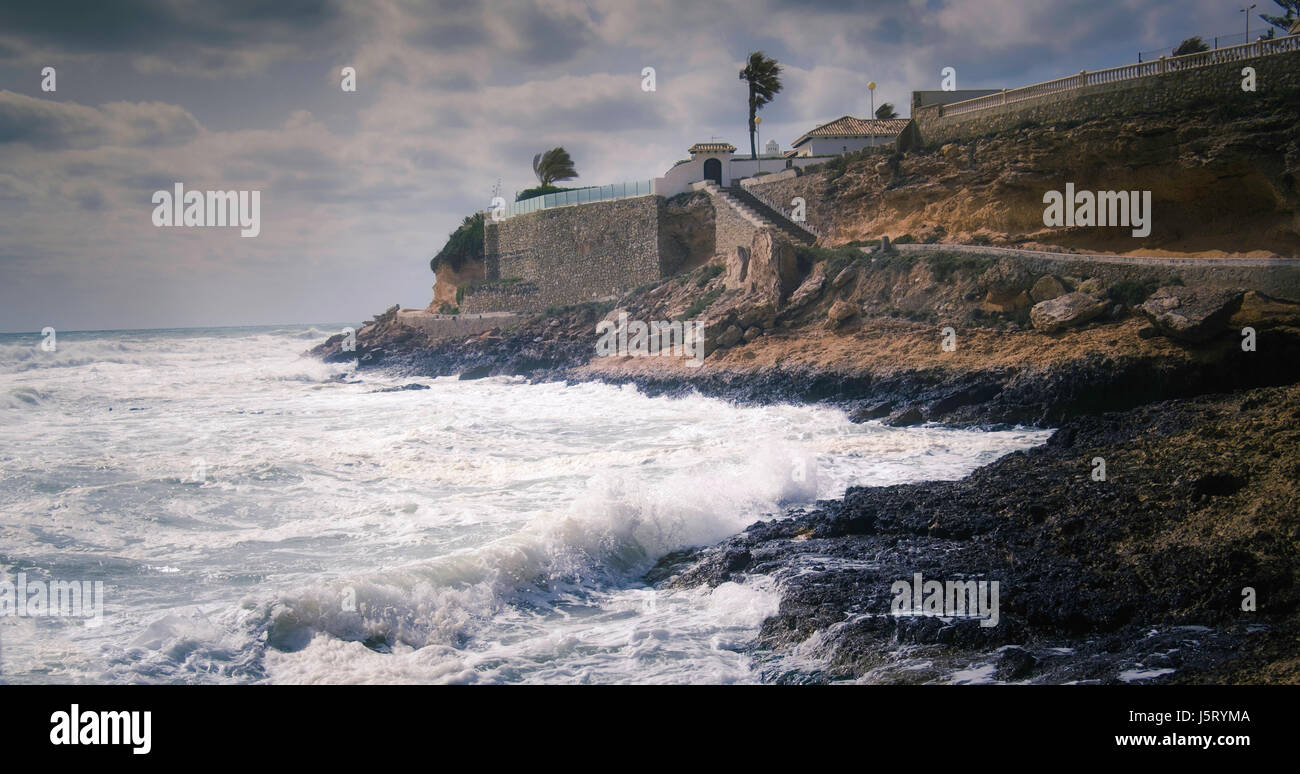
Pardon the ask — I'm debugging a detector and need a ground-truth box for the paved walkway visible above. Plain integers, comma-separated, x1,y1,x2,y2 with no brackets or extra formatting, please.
881,242,1300,268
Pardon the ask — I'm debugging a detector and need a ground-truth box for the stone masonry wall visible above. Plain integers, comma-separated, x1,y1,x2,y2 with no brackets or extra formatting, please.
459,279,544,314
915,47,1300,145
483,196,663,311
706,188,763,257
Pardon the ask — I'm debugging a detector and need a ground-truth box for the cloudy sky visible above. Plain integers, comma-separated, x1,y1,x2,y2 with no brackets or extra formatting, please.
0,0,1266,331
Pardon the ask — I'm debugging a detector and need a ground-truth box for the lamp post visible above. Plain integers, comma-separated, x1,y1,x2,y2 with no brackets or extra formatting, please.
1242,4,1256,42
867,81,877,148
754,116,762,175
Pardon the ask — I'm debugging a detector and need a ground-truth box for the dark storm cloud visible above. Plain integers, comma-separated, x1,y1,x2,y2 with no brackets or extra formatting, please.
0,0,347,54
0,90,200,149
504,5,596,67
535,92,668,133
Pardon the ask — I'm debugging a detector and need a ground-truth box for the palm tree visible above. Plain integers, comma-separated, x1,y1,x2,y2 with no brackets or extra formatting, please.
738,52,783,160
532,147,578,187
874,103,899,120
1260,1,1300,34
1173,36,1209,56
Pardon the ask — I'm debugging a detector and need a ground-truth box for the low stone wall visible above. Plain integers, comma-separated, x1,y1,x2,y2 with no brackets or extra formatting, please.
895,244,1300,300
914,46,1300,146
396,310,520,340
459,279,544,314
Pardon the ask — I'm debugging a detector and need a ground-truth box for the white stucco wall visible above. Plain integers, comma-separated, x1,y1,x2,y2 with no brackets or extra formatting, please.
793,134,896,156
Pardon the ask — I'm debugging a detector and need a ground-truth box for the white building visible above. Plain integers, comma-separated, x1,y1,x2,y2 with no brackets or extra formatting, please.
653,141,829,197
788,115,909,156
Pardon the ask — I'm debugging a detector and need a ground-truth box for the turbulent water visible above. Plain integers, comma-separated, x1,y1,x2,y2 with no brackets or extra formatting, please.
0,325,1051,684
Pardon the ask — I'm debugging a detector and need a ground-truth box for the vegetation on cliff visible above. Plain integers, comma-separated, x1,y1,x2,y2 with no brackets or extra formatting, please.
429,212,484,274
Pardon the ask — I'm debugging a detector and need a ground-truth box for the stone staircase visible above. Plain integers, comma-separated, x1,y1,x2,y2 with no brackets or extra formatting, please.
722,184,818,245
700,181,817,245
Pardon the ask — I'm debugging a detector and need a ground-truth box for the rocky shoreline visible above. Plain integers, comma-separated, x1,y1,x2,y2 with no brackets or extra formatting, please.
312,249,1300,683
650,383,1300,683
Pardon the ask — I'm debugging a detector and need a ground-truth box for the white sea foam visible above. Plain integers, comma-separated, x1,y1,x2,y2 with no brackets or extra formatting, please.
0,326,1050,684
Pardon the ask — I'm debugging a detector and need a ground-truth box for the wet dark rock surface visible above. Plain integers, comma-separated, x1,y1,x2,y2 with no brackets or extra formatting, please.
647,384,1300,683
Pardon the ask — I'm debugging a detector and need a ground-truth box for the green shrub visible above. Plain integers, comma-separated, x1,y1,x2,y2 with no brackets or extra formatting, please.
438,303,459,315
681,286,724,320
515,184,577,202
925,252,994,282
696,264,724,287
431,213,484,274
970,233,992,246
894,233,916,244
1106,278,1161,307
795,244,862,278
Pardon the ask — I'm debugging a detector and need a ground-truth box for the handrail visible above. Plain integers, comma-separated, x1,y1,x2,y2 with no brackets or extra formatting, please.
501,179,655,219
941,34,1300,118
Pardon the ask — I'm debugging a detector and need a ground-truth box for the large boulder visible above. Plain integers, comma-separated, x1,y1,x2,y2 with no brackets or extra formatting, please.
980,257,1033,301
832,264,860,289
1030,291,1109,333
1030,275,1067,303
715,324,744,349
979,257,1034,312
828,300,858,325
1139,286,1245,342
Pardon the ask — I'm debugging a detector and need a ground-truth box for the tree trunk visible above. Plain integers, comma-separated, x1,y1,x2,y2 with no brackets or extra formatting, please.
748,92,757,160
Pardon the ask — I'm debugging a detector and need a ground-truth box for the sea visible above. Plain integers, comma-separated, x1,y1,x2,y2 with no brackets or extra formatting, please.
0,325,1050,684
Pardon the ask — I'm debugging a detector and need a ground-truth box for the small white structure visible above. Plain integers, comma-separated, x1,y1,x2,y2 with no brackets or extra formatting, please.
789,115,909,156
653,141,829,197
765,138,780,156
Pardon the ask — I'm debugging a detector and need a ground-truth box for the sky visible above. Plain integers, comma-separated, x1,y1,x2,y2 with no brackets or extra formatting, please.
0,0,1281,332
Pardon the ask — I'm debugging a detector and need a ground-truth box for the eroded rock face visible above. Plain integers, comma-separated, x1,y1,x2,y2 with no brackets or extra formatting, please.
725,246,750,288
1139,286,1245,342
784,263,828,313
746,230,803,305
1030,291,1109,333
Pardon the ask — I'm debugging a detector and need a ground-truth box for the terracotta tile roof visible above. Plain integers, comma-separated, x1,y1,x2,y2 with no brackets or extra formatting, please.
688,142,737,154
791,116,910,147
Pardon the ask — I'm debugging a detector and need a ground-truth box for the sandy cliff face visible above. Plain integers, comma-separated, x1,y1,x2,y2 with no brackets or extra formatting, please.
802,92,1300,257
428,258,485,310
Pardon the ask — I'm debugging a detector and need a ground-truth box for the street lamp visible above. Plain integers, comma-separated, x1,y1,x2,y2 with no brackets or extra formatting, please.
867,81,877,148
1242,4,1256,42
754,116,762,174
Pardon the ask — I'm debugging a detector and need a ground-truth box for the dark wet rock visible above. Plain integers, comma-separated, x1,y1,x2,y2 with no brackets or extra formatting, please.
885,407,924,426
458,364,495,380
370,383,431,392
996,647,1040,680
650,384,1300,684
850,401,894,422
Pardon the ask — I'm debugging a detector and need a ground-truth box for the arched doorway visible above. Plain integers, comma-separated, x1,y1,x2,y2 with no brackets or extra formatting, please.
703,158,722,186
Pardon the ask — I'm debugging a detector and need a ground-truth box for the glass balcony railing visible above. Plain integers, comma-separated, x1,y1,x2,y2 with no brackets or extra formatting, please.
503,179,655,218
